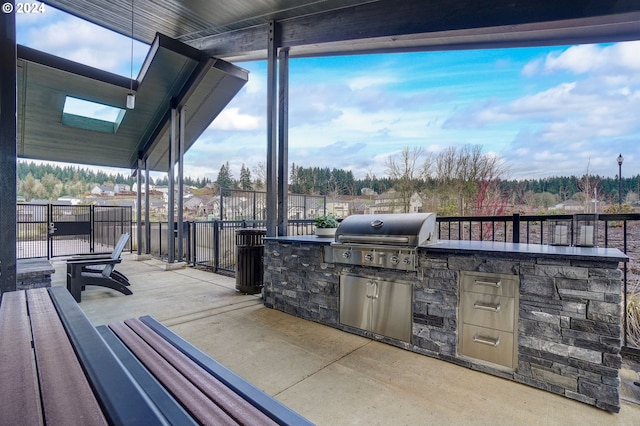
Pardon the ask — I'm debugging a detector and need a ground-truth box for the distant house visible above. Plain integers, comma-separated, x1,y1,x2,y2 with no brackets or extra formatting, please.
553,199,583,212
368,190,422,214
57,195,82,205
114,183,131,193
326,198,350,218
90,185,115,196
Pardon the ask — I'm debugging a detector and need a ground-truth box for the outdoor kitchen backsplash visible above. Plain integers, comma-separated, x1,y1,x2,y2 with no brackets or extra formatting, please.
263,240,623,413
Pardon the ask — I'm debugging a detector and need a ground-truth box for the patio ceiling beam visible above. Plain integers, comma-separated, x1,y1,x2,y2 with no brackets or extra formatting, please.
190,0,640,61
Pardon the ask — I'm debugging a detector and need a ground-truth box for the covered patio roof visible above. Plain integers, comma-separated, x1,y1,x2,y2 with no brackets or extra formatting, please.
44,0,640,61
17,33,248,172
3,1,640,290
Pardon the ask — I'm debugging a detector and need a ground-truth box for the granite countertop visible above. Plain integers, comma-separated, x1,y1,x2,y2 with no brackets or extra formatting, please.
422,240,628,262
265,235,628,262
264,235,334,245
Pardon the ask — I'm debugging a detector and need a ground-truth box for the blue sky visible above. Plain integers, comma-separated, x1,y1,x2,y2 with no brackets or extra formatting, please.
16,6,640,182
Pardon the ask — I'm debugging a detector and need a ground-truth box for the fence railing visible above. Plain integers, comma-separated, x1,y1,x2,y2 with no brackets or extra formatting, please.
145,219,315,275
438,212,638,356
17,204,132,259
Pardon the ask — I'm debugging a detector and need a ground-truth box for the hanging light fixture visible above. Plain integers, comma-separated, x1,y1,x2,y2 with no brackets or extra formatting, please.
126,0,135,109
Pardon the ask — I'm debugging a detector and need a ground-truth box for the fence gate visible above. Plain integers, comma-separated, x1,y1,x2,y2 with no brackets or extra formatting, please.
48,204,93,258
17,203,132,259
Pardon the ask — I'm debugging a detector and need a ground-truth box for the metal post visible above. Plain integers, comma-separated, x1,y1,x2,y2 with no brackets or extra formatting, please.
177,107,185,261
136,158,143,255
277,47,289,236
167,104,177,262
617,154,623,207
0,5,17,293
144,159,150,254
265,20,278,237
512,213,520,244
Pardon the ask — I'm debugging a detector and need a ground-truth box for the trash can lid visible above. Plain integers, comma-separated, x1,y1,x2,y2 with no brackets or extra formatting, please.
235,228,267,235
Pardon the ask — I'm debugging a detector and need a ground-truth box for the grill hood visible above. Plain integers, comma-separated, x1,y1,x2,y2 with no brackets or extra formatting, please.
334,213,437,246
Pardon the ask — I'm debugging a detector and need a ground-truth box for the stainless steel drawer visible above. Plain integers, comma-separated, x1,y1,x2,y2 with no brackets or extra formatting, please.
461,271,517,298
459,324,515,369
461,292,515,332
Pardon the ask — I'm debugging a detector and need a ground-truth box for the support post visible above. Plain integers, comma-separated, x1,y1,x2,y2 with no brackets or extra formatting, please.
136,157,143,255
0,6,17,293
265,20,278,237
167,104,177,262
177,107,185,261
512,213,520,244
144,159,151,254
277,47,289,236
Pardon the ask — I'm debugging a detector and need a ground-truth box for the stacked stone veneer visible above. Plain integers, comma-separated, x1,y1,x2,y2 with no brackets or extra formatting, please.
16,258,55,290
263,241,340,325
418,250,623,413
263,240,624,413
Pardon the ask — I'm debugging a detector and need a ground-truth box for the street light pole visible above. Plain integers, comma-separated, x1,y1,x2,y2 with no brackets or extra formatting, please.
617,154,624,207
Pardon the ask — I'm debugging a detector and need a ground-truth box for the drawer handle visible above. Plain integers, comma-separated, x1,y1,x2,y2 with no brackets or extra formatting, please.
473,302,501,312
473,335,500,347
474,279,501,288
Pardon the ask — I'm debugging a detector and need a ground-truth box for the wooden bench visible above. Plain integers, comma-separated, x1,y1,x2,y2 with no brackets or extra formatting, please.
0,287,313,425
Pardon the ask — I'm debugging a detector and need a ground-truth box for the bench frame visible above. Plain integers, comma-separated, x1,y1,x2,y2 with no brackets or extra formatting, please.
0,287,313,425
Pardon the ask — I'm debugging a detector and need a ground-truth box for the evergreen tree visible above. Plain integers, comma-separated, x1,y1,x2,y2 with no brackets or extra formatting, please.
239,164,252,190
216,162,234,194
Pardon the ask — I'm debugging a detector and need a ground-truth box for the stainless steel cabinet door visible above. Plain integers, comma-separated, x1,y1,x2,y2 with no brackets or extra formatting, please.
340,275,374,332
371,278,412,342
340,274,412,343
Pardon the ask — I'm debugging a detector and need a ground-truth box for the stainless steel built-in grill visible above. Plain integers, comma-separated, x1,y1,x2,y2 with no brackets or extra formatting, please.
330,213,437,271
329,213,437,343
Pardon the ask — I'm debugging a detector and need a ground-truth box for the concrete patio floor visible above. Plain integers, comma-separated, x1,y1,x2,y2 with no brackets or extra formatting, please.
50,255,640,425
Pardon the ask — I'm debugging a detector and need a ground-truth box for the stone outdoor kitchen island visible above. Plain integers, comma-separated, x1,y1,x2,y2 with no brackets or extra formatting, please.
262,236,627,413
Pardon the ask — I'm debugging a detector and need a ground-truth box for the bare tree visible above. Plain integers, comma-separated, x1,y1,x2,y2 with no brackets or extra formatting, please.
576,159,601,213
385,146,429,213
431,145,507,216
252,161,266,190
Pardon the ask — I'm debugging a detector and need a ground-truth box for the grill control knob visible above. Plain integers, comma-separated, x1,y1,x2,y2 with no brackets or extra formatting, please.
342,251,351,259
402,257,411,265
364,253,374,262
390,256,399,265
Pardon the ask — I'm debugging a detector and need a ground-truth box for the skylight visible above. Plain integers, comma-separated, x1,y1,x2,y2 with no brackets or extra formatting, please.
62,97,126,133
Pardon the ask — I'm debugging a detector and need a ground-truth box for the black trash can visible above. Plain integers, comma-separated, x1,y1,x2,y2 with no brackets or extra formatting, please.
235,228,266,294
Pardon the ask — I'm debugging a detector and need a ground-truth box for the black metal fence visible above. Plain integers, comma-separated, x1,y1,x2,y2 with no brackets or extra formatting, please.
217,189,327,220
17,203,132,259
438,212,639,356
146,219,315,275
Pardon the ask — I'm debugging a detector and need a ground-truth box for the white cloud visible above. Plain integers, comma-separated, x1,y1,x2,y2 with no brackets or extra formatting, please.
18,10,147,76
539,41,640,75
209,108,261,131
348,75,397,90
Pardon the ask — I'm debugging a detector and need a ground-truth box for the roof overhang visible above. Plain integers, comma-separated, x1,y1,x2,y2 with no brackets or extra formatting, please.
17,33,248,171
44,0,640,62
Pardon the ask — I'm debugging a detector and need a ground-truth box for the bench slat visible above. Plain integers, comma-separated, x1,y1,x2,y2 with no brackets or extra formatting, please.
95,325,198,426
125,318,278,426
0,291,43,426
27,288,107,426
109,321,239,426
139,315,315,426
47,287,170,426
